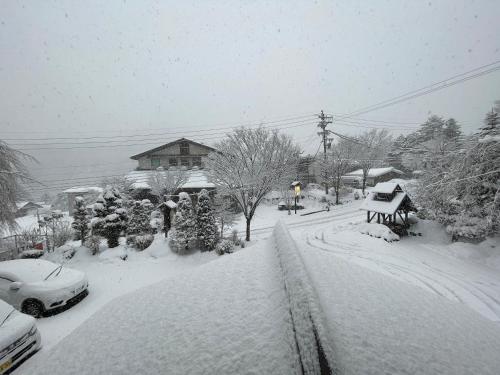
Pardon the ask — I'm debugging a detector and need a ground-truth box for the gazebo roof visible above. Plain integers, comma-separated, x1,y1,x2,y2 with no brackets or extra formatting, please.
360,191,408,215
370,182,402,195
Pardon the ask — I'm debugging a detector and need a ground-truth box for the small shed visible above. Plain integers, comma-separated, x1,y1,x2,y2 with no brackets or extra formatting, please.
360,182,417,229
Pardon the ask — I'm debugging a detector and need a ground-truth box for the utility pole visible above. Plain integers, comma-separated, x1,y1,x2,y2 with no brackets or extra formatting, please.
317,110,333,194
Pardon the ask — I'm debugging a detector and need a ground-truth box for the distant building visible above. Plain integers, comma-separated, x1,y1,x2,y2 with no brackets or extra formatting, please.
130,138,216,171
342,167,404,187
15,201,43,217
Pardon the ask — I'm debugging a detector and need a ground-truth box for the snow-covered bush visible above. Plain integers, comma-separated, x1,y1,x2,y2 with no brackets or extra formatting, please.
196,189,219,251
92,186,128,249
169,192,197,253
231,229,242,247
359,223,400,242
56,243,77,259
215,239,234,255
71,196,90,245
84,235,101,255
103,213,122,248
150,210,162,234
52,219,73,248
127,199,153,249
134,234,154,251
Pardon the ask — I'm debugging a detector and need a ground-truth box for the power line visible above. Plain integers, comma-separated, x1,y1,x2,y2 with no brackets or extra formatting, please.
339,60,500,119
1,112,316,137
12,120,317,151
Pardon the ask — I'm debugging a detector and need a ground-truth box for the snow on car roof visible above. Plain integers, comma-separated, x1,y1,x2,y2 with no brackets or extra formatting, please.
360,191,407,215
0,259,59,283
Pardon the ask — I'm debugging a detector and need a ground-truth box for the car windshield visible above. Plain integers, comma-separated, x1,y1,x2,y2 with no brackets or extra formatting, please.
44,265,63,281
0,308,15,328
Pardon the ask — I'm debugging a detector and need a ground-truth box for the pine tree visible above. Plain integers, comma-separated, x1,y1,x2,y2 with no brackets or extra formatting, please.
91,185,128,248
196,189,218,251
480,110,499,139
169,192,197,253
71,196,90,246
127,199,153,237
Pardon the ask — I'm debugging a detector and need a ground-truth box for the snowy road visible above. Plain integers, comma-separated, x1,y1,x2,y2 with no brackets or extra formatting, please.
299,222,500,322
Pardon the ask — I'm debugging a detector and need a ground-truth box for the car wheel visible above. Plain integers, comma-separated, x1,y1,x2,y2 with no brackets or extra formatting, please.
22,299,44,318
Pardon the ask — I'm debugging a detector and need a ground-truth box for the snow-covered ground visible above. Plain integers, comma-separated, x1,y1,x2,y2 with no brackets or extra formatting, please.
298,219,500,322
21,238,299,375
32,237,218,352
7,184,500,374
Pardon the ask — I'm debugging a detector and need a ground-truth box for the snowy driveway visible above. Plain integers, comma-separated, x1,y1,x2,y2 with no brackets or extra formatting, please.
300,221,500,322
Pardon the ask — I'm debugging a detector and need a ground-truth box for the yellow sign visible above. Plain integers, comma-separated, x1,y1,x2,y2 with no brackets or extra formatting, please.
294,185,301,196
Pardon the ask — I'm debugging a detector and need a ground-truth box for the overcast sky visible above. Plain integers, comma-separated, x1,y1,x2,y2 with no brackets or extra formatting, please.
1,0,499,197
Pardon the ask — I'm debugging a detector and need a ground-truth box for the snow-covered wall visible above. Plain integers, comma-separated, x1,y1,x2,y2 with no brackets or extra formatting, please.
273,221,335,374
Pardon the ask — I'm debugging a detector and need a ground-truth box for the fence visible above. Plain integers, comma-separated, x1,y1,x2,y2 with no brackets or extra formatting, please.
0,233,47,262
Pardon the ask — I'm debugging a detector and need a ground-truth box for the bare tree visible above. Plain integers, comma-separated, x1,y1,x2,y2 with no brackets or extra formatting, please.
206,127,301,241
148,167,188,198
212,193,237,238
325,139,357,204
355,129,392,194
0,141,37,231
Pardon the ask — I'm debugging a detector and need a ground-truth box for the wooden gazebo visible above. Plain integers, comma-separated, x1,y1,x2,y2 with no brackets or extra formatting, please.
360,182,417,230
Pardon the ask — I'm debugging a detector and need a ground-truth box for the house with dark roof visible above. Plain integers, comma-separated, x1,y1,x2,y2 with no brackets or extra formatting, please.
130,138,216,170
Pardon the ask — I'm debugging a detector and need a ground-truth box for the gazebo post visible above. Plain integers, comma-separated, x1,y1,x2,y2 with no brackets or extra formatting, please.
377,213,380,223
367,211,370,223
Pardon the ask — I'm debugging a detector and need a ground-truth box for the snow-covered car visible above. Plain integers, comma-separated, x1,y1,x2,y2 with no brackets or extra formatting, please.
0,259,89,318
0,299,41,374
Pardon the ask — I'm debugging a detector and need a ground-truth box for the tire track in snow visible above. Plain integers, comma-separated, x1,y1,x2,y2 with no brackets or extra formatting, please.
239,208,362,236
304,231,500,321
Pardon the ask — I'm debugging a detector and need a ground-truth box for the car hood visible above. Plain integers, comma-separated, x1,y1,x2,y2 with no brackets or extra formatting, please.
31,267,87,290
0,310,34,350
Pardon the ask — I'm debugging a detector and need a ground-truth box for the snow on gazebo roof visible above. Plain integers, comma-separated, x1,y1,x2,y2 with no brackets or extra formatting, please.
346,167,403,178
360,191,408,215
370,182,402,195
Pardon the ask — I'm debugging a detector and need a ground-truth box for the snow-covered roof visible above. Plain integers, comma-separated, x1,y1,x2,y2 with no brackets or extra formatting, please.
346,167,404,178
15,201,43,210
360,191,408,215
370,182,401,194
63,186,103,194
126,169,215,190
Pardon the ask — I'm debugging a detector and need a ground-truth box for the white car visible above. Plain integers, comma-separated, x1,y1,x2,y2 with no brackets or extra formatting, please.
0,259,88,317
0,299,41,374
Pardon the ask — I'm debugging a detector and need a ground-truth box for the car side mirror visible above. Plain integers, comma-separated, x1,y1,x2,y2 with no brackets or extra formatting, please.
9,282,23,291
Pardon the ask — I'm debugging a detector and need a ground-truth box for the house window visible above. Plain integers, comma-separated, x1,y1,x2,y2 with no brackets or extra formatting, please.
181,158,190,168
151,157,161,169
169,158,178,167
180,141,190,155
192,157,202,167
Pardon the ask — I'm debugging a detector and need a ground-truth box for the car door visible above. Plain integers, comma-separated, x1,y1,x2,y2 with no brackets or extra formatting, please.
0,277,13,305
